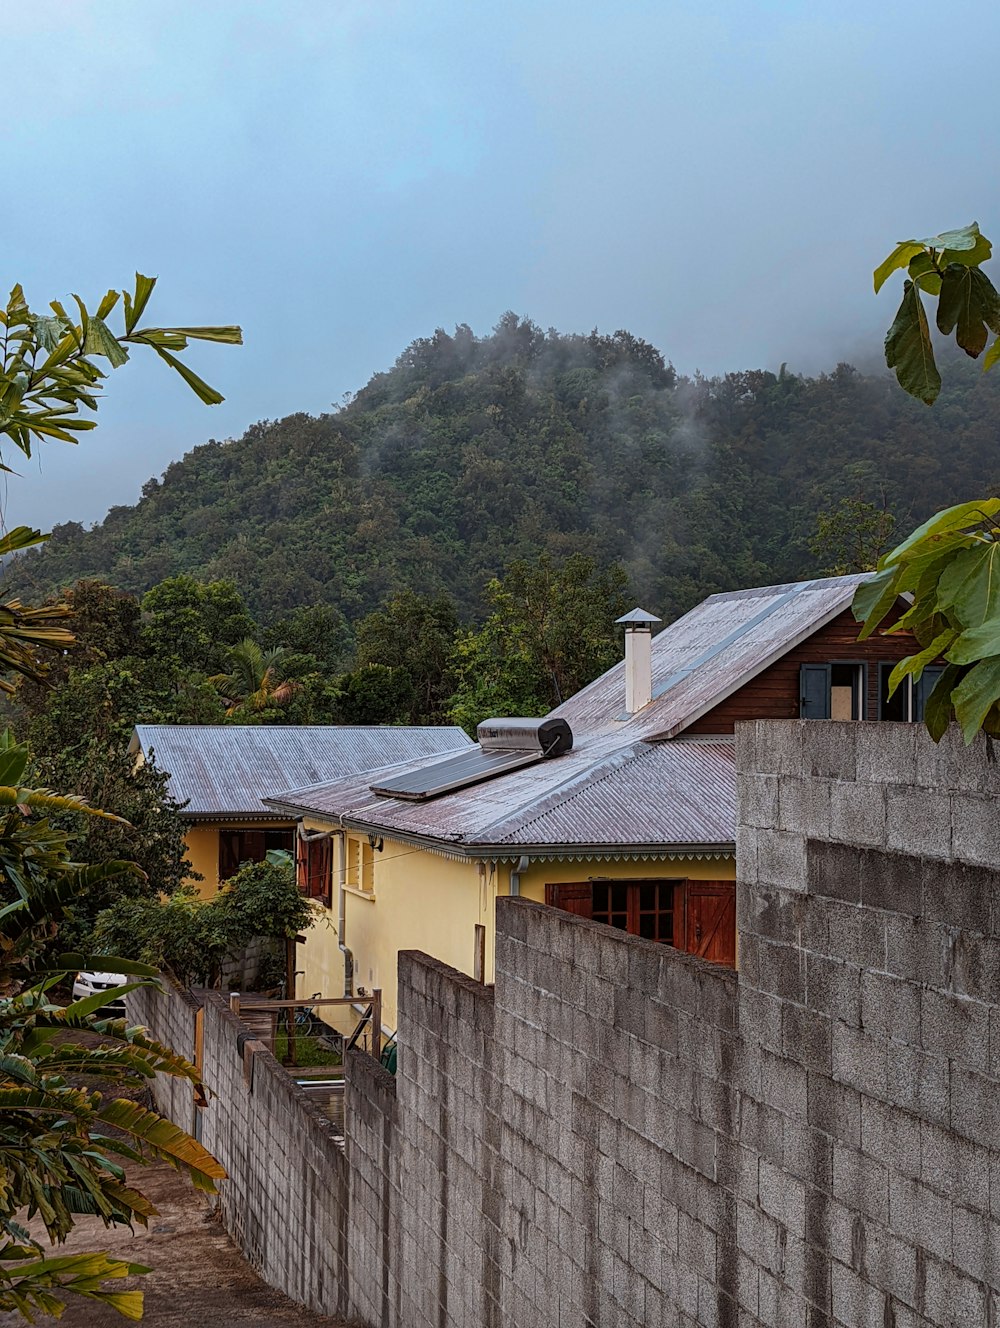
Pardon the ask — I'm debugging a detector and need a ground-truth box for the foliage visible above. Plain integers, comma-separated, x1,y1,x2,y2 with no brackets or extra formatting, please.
140,576,258,677
874,224,1000,404
353,591,459,723
809,493,897,576
19,315,1000,634
93,860,316,987
448,554,631,731
0,730,224,1321
857,225,1000,741
209,639,302,719
0,278,239,695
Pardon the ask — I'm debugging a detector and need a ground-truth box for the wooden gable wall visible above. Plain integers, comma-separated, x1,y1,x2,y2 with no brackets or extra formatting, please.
684,606,920,735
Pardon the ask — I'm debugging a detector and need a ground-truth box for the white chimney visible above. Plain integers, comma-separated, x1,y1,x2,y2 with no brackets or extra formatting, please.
616,608,662,714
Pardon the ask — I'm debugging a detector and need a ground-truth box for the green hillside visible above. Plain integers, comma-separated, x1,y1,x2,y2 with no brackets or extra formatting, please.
12,315,1000,624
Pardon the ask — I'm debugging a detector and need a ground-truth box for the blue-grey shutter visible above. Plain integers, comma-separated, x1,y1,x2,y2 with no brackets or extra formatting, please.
914,666,946,722
800,664,831,719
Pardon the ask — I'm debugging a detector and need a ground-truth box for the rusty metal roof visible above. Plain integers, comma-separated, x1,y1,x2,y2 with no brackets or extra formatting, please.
131,724,472,819
553,573,870,740
267,734,735,851
265,574,869,854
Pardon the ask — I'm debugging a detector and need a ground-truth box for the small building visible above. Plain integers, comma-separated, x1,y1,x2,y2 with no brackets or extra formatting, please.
265,573,939,1028
129,724,472,896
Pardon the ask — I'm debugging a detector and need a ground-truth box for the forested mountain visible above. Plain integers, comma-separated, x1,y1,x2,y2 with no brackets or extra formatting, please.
12,314,1000,625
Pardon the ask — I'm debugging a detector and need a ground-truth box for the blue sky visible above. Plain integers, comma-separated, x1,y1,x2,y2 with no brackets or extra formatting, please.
7,0,1000,529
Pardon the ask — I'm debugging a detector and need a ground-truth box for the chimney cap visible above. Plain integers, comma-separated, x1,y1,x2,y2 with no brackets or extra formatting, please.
616,607,661,628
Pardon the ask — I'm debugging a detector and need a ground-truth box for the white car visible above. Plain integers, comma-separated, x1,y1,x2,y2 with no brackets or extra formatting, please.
72,970,129,1014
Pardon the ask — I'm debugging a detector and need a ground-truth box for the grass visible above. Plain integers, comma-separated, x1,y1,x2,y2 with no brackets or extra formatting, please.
273,1026,342,1069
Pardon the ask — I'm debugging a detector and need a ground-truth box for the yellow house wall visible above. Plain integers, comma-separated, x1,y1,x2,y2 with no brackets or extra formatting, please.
184,827,220,898
296,822,736,1031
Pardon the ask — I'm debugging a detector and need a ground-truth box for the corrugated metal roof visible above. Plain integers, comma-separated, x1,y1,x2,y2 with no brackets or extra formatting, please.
131,724,473,818
265,573,870,853
553,573,869,739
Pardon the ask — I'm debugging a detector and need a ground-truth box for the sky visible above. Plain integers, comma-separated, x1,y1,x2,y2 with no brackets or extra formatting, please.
6,0,1000,530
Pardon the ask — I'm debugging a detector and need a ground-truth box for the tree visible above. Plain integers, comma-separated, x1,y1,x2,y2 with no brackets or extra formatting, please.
0,731,224,1320
93,859,316,988
0,272,239,1319
809,492,897,576
0,277,239,686
209,638,302,719
448,554,631,732
855,224,1000,742
353,591,459,722
140,577,258,677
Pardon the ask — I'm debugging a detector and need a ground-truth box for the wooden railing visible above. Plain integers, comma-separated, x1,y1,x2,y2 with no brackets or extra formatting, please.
228,991,382,1069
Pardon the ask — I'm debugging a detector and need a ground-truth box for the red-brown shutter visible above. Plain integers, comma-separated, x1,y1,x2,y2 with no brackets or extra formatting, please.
306,836,333,907
545,882,593,919
684,882,736,968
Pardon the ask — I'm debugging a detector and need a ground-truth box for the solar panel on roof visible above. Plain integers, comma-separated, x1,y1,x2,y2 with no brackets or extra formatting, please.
369,747,543,801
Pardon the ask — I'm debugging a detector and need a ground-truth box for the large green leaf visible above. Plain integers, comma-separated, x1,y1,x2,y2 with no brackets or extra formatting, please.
936,540,1000,627
924,664,962,741
919,222,986,252
149,346,224,406
884,281,941,404
908,252,942,296
874,240,924,293
850,568,900,637
948,617,1000,665
887,629,958,697
881,498,1000,568
82,317,129,369
953,655,1000,743
936,265,1000,358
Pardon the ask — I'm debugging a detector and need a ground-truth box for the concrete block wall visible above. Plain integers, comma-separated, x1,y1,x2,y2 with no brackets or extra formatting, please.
195,994,352,1318
127,975,200,1134
392,951,501,1328
129,720,1000,1327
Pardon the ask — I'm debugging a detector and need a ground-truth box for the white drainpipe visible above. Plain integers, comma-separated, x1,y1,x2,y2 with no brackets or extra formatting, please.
510,855,530,896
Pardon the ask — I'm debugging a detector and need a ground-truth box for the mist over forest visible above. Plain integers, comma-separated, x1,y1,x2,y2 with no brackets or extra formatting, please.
13,314,1000,628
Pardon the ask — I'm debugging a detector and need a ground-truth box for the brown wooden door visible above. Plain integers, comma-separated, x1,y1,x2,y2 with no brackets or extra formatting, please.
545,882,593,919
684,882,736,967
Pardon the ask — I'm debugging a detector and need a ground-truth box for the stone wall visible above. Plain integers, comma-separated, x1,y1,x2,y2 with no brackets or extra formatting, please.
130,720,1000,1327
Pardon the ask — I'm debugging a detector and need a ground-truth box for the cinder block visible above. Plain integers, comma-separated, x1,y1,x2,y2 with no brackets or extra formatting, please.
887,1173,952,1261
922,858,992,935
801,722,858,782
886,786,952,860
830,779,887,849
952,791,1000,869
806,954,862,1029
821,900,886,974
807,840,862,904
739,772,781,830
854,723,918,786
831,1255,888,1328
806,1074,861,1149
950,1203,1000,1285
783,1120,834,1191
920,1120,990,1207
859,971,920,1043
859,1098,921,1179
858,847,922,917
759,1159,806,1236
832,1143,889,1224
736,719,804,778
759,1050,808,1122
778,776,832,839
950,1064,1000,1151
922,1253,988,1325
782,1004,833,1075
884,913,950,988
755,828,809,892
920,988,990,1067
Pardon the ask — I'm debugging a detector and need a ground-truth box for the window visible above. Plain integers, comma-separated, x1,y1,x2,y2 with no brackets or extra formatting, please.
878,663,946,722
297,835,332,908
800,663,865,720
544,879,737,968
218,828,294,883
591,880,677,943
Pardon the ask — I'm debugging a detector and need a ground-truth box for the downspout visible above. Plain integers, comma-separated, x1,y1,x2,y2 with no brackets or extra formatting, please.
509,855,530,897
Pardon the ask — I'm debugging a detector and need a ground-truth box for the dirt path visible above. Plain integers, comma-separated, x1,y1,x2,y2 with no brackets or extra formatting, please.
0,1159,347,1327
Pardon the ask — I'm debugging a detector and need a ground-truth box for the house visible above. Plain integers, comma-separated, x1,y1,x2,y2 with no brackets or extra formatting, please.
129,724,472,896
264,573,938,1028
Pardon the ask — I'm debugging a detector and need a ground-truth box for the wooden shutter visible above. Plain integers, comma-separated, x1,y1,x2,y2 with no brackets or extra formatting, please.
545,882,593,920
684,882,736,968
799,664,831,719
306,836,333,908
